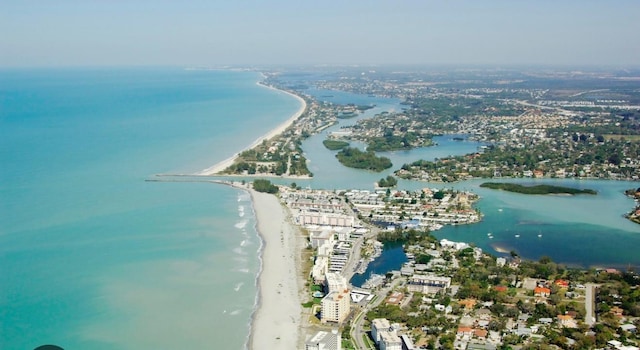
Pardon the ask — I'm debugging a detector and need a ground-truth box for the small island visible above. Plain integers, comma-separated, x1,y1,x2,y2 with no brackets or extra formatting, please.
480,182,597,195
335,147,392,172
322,139,350,150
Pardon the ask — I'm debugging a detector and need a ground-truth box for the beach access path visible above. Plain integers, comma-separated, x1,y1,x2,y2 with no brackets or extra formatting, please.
248,188,305,349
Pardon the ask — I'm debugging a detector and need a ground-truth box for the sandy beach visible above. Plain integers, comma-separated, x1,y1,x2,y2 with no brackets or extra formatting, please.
198,83,307,176
247,188,304,349
201,78,309,348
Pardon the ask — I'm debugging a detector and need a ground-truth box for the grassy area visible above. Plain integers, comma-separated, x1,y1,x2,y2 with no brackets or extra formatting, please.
342,339,356,349
362,333,375,349
301,297,323,308
307,305,321,324
603,134,640,141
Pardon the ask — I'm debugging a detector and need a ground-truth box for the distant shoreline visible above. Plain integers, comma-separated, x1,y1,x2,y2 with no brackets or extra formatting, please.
479,182,597,195
198,80,307,176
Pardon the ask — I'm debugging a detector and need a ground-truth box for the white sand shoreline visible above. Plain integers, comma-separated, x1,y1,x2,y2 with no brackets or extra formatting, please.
214,180,304,350
198,81,307,176
245,186,303,350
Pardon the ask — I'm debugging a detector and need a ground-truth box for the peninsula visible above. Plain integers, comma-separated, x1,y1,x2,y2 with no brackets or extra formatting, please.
479,182,597,195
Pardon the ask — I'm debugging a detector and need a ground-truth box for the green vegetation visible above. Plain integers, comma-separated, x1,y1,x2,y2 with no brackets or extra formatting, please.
253,179,279,194
377,175,397,188
323,139,350,150
433,190,445,199
480,182,597,195
604,134,640,141
376,228,437,245
335,147,392,172
367,132,423,151
624,188,640,198
366,233,640,350
226,161,257,175
221,121,312,177
337,112,357,119
301,297,322,308
356,104,375,111
624,188,640,224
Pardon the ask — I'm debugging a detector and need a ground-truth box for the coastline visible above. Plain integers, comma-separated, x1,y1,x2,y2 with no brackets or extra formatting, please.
197,78,309,348
198,81,307,176
244,186,304,350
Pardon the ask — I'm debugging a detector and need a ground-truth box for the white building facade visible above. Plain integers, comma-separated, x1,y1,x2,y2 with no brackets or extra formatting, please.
305,329,342,350
407,274,451,294
321,290,351,323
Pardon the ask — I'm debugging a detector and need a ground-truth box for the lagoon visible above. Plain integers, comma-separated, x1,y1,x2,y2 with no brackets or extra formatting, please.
295,88,640,270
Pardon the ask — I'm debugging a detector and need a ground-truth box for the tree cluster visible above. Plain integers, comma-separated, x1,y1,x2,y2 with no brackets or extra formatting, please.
252,179,278,194
335,147,392,172
377,175,397,188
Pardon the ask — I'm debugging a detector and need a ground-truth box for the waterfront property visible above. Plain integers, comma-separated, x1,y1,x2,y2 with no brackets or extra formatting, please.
321,290,351,324
372,318,415,350
304,329,342,350
406,274,452,295
325,272,348,294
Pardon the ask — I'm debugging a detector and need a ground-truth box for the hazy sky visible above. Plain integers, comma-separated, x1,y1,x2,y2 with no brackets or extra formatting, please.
1,0,639,67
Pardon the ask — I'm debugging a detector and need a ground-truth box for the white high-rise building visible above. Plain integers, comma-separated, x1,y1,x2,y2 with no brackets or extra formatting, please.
325,272,348,294
371,318,406,350
321,290,351,323
371,318,391,344
379,330,402,350
305,329,342,350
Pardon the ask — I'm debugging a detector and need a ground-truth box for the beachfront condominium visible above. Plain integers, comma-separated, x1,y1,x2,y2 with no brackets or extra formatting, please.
371,318,404,350
321,289,351,324
371,318,403,350
325,272,348,294
379,331,402,350
371,318,392,344
305,329,342,350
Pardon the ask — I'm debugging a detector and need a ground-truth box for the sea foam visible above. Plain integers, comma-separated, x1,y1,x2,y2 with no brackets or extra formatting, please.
234,220,247,230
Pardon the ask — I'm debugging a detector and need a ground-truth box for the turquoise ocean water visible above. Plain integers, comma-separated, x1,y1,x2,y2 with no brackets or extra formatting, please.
2,69,639,349
0,69,301,349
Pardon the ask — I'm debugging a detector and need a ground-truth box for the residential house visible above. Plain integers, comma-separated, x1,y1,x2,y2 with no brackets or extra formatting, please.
557,314,577,328
534,287,551,297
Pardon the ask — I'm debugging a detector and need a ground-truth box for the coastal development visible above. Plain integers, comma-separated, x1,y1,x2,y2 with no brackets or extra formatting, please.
210,67,640,224
210,67,640,350
245,179,639,350
5,1,640,349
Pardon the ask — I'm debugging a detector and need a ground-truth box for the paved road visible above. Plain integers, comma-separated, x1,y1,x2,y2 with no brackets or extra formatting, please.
351,278,404,350
351,308,371,350
585,283,598,326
